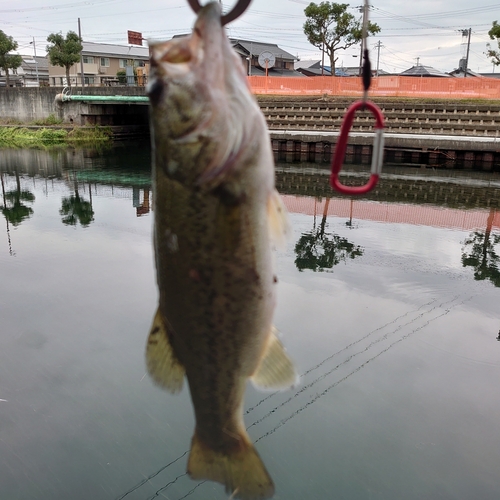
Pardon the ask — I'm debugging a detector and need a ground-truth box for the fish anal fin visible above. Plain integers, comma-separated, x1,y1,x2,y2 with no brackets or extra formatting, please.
187,431,274,500
251,327,297,390
145,308,185,393
267,190,290,250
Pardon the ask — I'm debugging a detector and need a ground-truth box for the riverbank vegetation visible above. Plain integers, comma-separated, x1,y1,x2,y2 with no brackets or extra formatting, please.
0,124,113,148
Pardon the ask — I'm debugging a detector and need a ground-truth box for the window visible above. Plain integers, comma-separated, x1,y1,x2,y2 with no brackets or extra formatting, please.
133,60,146,68
119,59,129,68
82,56,94,64
100,57,110,67
84,76,95,85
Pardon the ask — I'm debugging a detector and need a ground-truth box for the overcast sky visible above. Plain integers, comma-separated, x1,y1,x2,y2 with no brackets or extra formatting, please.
3,0,500,74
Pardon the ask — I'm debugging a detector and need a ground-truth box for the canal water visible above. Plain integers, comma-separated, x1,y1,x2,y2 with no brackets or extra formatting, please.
1,144,500,500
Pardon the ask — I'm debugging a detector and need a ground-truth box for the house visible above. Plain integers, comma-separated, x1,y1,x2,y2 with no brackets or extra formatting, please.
448,59,482,78
296,60,389,77
171,34,303,77
295,60,332,76
47,36,304,86
47,41,149,87
479,72,500,79
230,39,304,77
449,68,482,78
18,55,49,86
0,55,49,87
400,65,451,77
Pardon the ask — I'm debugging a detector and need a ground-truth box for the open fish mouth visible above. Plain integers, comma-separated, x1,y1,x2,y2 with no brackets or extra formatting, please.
149,2,227,85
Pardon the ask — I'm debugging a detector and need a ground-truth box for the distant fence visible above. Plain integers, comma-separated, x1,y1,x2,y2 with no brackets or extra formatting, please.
248,75,500,100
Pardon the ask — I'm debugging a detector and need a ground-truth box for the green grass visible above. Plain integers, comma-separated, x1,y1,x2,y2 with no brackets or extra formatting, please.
0,125,113,149
32,114,64,126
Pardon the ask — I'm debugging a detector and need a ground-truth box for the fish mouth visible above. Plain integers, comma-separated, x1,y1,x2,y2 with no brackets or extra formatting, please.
149,2,225,83
148,2,251,186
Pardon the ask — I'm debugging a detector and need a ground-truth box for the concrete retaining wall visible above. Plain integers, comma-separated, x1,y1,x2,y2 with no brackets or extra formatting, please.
0,87,147,123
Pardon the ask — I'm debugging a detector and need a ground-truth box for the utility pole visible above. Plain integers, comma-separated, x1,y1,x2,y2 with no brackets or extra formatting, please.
321,39,325,76
358,5,366,77
30,37,39,86
463,28,471,78
78,18,85,88
374,40,382,76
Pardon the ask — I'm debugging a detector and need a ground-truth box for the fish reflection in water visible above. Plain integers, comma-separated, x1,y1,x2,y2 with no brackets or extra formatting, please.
145,3,296,499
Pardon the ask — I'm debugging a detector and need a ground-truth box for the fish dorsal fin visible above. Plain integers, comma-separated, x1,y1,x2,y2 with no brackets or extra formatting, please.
267,189,290,250
146,308,185,393
251,327,297,390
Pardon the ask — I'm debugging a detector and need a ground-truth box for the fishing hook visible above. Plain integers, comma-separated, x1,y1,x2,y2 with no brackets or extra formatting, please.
187,0,253,25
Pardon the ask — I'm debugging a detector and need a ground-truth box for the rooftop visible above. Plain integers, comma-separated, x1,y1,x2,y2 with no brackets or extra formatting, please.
230,39,296,61
400,65,451,77
82,41,149,59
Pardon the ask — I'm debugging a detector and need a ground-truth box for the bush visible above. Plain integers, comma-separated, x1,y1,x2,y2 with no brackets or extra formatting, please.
33,114,63,126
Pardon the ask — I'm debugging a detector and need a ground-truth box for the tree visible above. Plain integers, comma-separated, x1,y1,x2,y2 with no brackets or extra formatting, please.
60,174,94,227
303,2,380,76
486,21,500,66
294,198,363,272
60,194,94,226
46,31,83,87
0,30,23,87
461,208,500,287
1,171,35,227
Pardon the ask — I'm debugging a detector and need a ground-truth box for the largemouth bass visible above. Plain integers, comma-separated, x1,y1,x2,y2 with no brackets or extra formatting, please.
145,2,296,499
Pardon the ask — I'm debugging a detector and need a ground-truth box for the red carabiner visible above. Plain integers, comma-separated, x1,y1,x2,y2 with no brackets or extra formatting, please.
330,100,385,196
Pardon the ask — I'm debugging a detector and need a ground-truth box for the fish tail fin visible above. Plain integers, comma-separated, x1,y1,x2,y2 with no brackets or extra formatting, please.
187,431,274,500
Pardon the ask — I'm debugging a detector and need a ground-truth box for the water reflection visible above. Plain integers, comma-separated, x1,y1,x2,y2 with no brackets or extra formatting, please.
294,198,363,272
60,173,95,227
1,146,500,500
0,171,35,226
461,208,500,287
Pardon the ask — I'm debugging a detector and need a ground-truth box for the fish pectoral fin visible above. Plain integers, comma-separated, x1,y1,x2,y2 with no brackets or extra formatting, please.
267,189,290,250
251,327,297,390
145,308,185,393
188,431,274,500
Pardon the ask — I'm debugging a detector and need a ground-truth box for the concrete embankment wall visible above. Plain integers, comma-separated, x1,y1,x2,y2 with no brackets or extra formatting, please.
0,87,147,124
2,89,500,169
258,96,500,171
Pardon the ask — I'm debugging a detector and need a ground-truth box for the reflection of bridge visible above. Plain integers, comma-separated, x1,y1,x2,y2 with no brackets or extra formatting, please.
282,195,500,232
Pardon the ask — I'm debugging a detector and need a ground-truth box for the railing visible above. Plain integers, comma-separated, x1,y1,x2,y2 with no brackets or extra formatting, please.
248,75,500,100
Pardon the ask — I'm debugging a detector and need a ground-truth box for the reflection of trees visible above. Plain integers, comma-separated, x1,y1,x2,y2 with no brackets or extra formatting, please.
60,175,94,227
0,171,35,226
461,208,500,287
294,198,363,272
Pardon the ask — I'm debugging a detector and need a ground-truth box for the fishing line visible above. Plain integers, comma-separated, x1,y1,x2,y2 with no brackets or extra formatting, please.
247,295,461,431
136,294,473,500
176,482,206,499
146,472,188,500
115,452,188,500
244,297,438,416
254,293,476,444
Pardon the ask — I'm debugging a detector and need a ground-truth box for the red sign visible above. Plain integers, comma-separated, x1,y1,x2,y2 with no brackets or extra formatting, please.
127,30,143,46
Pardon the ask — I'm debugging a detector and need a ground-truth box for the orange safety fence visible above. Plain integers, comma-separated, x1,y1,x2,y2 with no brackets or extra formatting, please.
248,75,500,100
281,195,500,232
